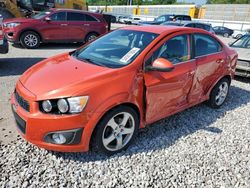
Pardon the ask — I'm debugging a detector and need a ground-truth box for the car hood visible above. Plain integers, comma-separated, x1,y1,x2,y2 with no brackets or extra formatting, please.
3,18,37,24
231,47,250,61
19,53,116,100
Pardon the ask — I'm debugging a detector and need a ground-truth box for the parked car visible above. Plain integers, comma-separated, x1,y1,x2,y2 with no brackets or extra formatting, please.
11,26,237,155
162,21,215,34
0,18,8,54
119,16,131,24
122,17,142,25
230,34,250,77
213,26,234,37
139,14,191,25
3,9,109,49
232,29,250,39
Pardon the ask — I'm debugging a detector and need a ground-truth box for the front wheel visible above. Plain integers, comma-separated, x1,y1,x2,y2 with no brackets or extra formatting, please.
92,106,139,155
207,78,230,109
20,31,40,49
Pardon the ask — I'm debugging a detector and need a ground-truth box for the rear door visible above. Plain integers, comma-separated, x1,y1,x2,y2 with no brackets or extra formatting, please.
188,33,227,103
41,11,68,41
144,34,196,123
66,12,86,41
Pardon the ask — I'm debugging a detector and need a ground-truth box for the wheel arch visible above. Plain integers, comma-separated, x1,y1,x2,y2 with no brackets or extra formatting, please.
207,75,232,98
19,29,43,42
89,102,141,151
85,31,99,40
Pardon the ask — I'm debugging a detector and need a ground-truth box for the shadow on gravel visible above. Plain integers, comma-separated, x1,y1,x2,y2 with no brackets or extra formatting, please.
0,58,44,77
234,76,250,84
12,43,81,50
51,84,250,162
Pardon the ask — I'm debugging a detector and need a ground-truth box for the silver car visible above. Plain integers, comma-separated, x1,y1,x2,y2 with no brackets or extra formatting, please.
230,34,250,77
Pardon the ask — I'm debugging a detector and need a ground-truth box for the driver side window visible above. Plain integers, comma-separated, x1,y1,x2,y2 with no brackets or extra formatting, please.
146,35,190,66
50,12,66,21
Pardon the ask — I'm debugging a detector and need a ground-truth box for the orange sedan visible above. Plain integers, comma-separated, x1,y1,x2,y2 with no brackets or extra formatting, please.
11,26,238,155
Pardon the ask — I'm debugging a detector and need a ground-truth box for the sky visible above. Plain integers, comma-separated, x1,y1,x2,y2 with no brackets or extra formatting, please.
177,0,207,5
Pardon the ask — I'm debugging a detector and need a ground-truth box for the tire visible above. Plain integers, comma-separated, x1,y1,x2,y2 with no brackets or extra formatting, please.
236,34,242,39
223,33,229,38
92,106,139,156
85,33,98,43
207,78,230,109
20,31,40,49
0,8,14,20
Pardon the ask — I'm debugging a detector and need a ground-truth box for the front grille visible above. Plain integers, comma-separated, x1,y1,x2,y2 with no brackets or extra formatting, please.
15,91,30,112
12,106,26,134
237,59,250,67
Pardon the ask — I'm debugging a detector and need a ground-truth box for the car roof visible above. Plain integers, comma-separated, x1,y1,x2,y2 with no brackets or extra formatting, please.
50,8,101,16
180,21,211,26
121,25,199,34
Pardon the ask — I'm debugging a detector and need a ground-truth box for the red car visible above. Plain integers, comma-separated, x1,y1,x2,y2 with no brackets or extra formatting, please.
3,9,108,49
11,26,237,155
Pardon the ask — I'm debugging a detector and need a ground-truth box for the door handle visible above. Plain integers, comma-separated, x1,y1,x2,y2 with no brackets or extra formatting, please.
60,24,68,26
216,59,225,63
84,24,90,26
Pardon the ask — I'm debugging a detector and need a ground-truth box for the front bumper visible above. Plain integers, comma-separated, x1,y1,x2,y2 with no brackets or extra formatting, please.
11,82,98,152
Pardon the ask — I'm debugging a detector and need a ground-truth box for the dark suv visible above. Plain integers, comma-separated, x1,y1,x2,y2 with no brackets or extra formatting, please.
3,9,108,48
139,14,191,25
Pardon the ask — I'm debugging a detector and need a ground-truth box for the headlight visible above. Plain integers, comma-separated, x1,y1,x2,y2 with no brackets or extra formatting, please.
40,96,89,114
6,22,20,28
57,99,69,113
42,100,52,112
68,96,89,113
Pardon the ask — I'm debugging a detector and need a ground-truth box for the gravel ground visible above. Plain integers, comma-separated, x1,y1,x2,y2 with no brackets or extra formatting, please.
1,29,249,187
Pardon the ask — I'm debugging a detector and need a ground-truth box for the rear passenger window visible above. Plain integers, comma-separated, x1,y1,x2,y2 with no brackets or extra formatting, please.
67,12,85,21
85,14,97,21
50,12,66,21
194,34,222,57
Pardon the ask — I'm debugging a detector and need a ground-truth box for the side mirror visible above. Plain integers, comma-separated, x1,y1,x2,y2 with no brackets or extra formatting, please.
44,17,51,22
145,58,174,72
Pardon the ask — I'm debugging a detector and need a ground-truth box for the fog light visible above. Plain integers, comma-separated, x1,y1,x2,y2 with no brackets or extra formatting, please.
52,133,66,144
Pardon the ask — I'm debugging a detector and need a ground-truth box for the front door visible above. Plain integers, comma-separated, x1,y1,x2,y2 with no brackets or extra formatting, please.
144,34,196,124
40,11,68,41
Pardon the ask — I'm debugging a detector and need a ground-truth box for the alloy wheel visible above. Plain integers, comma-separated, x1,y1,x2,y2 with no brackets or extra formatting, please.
102,112,135,151
215,81,229,106
24,34,38,47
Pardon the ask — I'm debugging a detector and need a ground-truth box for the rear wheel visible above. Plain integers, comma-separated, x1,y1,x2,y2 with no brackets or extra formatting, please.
223,33,229,38
85,33,98,43
92,106,139,155
207,78,230,109
20,31,40,49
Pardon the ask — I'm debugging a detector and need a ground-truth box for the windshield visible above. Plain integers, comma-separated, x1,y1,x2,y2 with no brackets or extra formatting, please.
31,10,52,19
155,15,172,22
72,30,158,68
231,35,250,49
